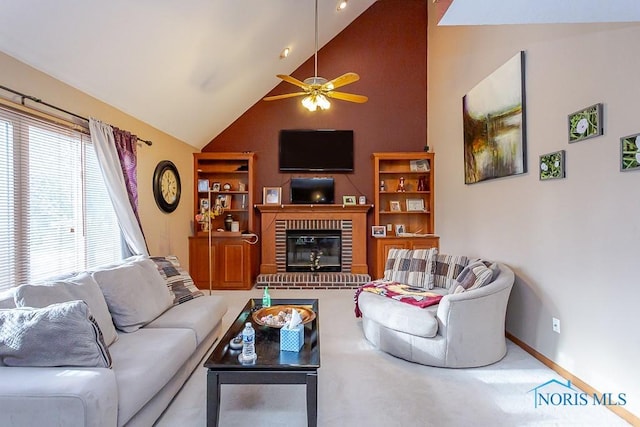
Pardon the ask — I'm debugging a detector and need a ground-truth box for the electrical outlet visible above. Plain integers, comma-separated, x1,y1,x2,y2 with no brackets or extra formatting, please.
552,317,561,334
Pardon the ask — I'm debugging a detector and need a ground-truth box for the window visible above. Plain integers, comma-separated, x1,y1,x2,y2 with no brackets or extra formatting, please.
0,105,122,290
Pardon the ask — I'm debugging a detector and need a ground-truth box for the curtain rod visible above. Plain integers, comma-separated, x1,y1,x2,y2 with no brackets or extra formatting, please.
0,84,153,146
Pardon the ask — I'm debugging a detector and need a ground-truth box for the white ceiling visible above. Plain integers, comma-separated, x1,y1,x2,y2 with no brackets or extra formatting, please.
0,0,377,148
2,1,639,149
438,0,640,25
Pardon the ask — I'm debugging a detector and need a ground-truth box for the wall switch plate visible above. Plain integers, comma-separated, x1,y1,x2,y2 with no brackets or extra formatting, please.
552,317,561,334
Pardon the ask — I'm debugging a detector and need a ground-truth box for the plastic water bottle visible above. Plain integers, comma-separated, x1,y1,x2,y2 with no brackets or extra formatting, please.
262,286,271,307
241,322,256,363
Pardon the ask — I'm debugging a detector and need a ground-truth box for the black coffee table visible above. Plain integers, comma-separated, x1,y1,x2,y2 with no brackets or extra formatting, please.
204,298,320,427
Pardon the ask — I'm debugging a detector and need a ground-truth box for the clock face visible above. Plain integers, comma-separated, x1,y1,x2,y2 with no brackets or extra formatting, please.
153,161,181,213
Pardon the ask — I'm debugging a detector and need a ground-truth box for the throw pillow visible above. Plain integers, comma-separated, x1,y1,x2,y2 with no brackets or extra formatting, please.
0,300,112,368
432,254,469,290
14,272,118,346
150,256,204,305
454,260,494,291
92,258,173,332
383,248,438,289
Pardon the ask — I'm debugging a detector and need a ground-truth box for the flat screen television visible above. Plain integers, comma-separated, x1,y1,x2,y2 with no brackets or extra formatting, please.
290,177,335,204
279,129,354,172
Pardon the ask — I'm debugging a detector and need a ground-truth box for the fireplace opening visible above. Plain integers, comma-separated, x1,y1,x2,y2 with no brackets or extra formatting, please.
286,229,341,272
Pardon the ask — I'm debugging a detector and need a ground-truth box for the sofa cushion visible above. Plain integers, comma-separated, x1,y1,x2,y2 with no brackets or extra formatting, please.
150,256,204,305
0,288,16,309
14,272,118,346
92,259,173,332
145,295,227,345
453,260,494,292
0,301,112,368
108,327,196,425
383,248,438,289
357,291,439,338
432,254,469,290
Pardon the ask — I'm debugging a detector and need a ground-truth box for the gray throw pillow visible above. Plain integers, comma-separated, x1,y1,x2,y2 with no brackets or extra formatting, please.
0,300,112,368
92,258,173,332
14,272,118,346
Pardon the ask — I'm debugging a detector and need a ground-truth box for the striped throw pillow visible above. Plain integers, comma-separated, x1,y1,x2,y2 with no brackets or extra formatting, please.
432,254,469,290
383,248,438,289
151,256,204,305
454,260,493,292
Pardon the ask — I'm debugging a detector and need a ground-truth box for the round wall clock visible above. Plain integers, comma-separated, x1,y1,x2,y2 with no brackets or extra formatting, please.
153,160,181,213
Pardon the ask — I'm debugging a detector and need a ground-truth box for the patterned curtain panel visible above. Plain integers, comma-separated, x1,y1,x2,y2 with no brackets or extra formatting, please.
112,128,143,227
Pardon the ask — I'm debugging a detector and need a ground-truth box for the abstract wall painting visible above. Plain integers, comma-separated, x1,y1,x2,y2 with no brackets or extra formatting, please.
539,150,566,180
568,103,603,143
620,133,640,172
463,51,527,184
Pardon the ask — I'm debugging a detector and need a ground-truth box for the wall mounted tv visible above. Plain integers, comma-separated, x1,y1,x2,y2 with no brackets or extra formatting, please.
279,129,354,172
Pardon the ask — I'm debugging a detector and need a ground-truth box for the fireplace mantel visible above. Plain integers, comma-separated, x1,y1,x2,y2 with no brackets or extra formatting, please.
256,204,372,275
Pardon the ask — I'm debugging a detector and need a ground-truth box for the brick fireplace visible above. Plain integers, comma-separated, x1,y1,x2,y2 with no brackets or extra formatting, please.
256,204,371,289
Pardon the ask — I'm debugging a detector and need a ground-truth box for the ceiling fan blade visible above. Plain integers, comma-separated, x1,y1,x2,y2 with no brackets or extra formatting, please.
323,72,360,90
276,74,310,90
326,91,368,103
263,92,308,101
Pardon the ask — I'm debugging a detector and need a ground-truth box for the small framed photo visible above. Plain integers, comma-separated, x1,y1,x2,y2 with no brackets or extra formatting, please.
343,195,356,205
621,133,640,172
568,103,603,143
539,150,566,180
197,179,209,193
409,159,430,172
406,198,425,211
394,224,406,236
218,194,232,209
371,225,387,237
263,187,282,204
211,182,221,192
199,198,209,212
389,201,401,212
358,195,367,205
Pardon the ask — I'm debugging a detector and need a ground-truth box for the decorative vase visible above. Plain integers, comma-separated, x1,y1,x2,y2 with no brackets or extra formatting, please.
224,214,233,231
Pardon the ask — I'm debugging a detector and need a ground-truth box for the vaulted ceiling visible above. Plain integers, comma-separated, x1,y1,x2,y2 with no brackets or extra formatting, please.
1,0,639,149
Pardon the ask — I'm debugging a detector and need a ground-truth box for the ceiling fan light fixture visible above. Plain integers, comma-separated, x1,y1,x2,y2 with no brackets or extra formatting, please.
302,93,330,111
337,0,348,11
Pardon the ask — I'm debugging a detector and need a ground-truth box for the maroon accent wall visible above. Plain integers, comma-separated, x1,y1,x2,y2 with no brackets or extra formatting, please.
203,0,427,208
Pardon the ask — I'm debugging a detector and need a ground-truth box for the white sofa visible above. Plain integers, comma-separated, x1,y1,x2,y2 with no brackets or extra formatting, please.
357,250,514,368
0,256,228,426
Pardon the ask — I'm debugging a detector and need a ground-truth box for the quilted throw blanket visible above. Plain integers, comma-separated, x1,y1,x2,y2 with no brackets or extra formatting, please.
354,282,443,317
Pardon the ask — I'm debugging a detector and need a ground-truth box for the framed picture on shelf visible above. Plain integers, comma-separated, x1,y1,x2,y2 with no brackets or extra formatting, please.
389,200,401,212
199,198,209,212
263,187,282,204
620,133,640,172
394,224,406,236
218,194,232,209
358,195,367,205
409,159,430,172
568,103,603,143
343,195,356,205
197,179,209,193
371,225,386,237
406,198,425,211
211,182,221,192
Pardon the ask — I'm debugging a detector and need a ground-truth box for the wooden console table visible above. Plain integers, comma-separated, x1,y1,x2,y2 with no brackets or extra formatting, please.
255,204,371,275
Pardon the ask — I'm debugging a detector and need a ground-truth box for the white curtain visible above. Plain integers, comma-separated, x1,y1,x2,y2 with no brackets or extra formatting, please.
89,118,149,256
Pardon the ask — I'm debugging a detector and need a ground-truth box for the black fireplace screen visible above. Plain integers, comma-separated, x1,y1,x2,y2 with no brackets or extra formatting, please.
285,229,341,272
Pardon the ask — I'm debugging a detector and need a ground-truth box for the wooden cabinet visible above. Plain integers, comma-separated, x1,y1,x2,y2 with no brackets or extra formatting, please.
189,152,258,290
371,152,439,278
188,235,256,290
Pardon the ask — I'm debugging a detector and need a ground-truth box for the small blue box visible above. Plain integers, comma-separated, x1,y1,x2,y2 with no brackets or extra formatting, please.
280,325,304,352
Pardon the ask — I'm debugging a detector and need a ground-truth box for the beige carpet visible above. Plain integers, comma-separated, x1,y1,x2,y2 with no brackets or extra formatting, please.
155,289,629,426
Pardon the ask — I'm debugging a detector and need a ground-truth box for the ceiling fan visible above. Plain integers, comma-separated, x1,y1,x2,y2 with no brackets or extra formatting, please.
263,0,368,111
